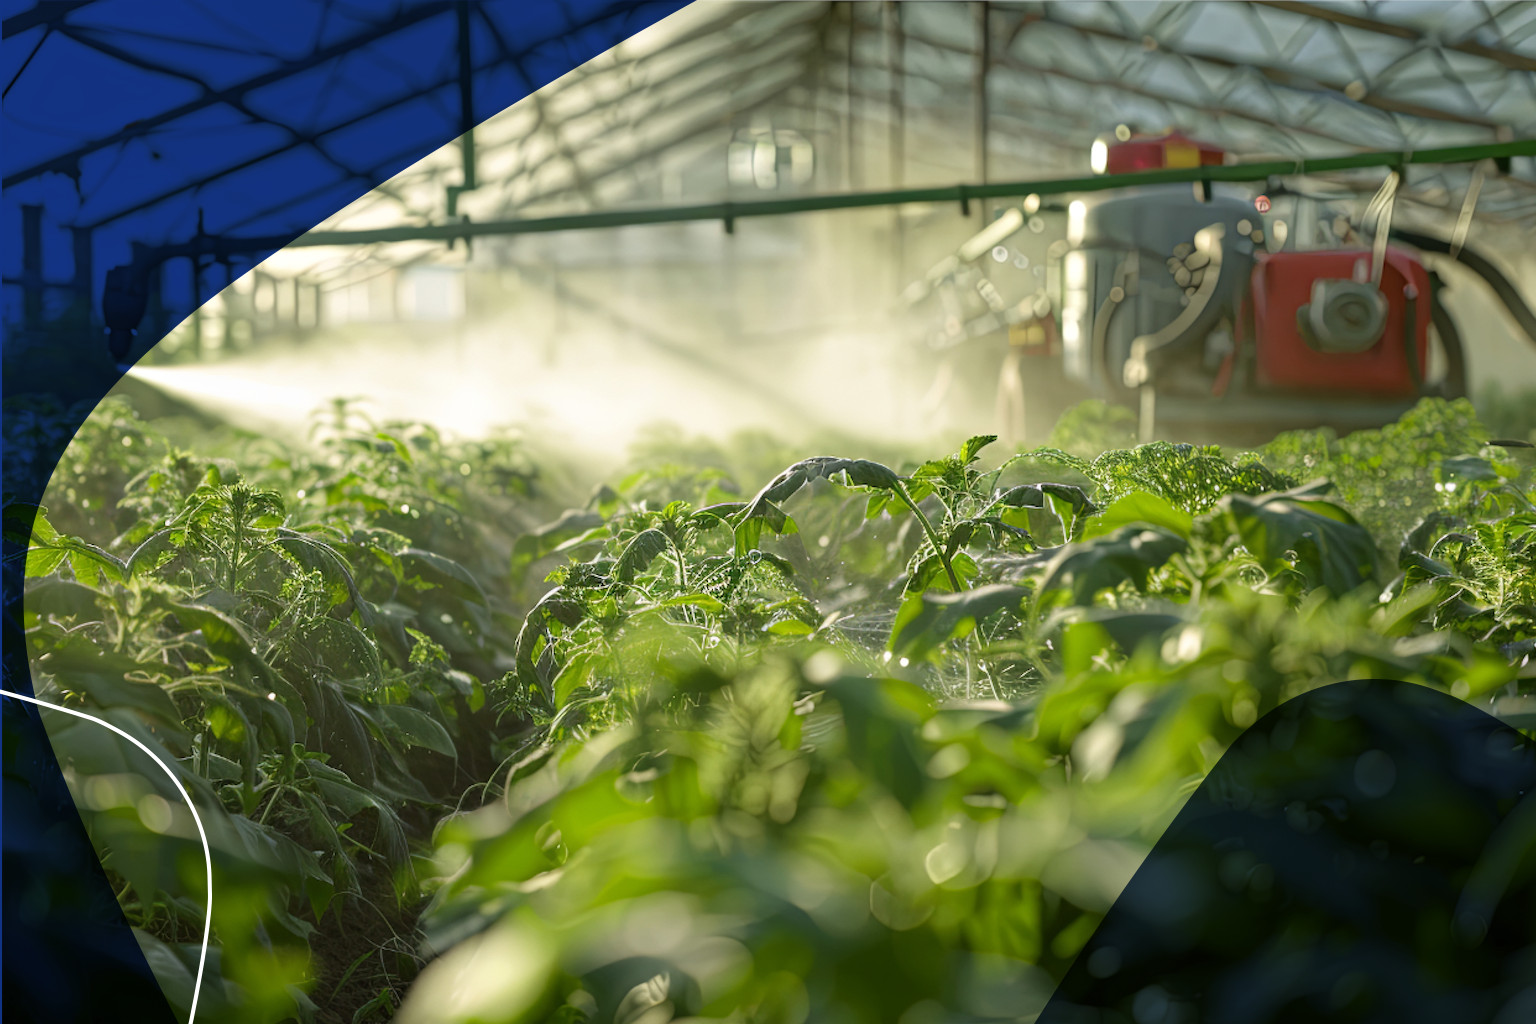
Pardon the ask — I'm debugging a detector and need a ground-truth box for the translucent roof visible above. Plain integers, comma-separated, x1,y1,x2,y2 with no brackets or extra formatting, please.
2,1,683,248
8,0,1534,286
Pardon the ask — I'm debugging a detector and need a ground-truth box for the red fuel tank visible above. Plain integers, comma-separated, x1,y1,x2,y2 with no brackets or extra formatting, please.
1248,247,1431,397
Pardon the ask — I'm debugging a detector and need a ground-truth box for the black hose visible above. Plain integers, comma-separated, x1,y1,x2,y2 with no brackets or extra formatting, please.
1389,228,1536,352
1430,296,1469,400
1403,285,1422,392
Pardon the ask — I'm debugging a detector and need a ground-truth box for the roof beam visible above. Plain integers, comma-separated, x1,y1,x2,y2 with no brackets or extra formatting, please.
474,6,600,209
1032,10,1505,130
74,69,468,230
55,23,373,190
4,1,457,188
1,0,94,36
902,31,1373,153
219,44,810,243
1255,0,1536,73
383,2,814,212
496,55,810,216
464,25,816,214
69,1,662,229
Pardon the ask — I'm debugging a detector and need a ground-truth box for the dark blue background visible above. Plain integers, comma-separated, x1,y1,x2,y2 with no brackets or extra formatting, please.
2,3,685,1019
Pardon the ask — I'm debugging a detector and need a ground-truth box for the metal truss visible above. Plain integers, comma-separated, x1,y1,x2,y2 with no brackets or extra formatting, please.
5,0,1534,296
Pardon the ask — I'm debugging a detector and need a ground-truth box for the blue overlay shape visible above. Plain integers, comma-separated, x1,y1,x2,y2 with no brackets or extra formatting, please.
2,3,686,1019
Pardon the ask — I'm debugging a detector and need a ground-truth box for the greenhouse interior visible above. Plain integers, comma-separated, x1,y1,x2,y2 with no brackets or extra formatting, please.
6,2,1536,1023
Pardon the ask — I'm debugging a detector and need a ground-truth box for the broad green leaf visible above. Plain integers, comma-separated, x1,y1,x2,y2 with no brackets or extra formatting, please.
1438,455,1501,484
33,646,186,732
1037,526,1188,608
64,540,127,588
889,584,1028,660
992,484,1046,510
402,548,487,604
22,577,103,622
1046,606,1185,659
960,435,998,466
734,500,797,557
7,503,58,546
736,455,906,554
651,593,727,614
164,601,254,662
393,916,556,1024
764,618,815,636
1040,483,1097,541
127,528,180,579
374,431,414,464
204,698,250,745
273,529,360,611
1373,581,1451,638
1082,491,1193,541
511,510,606,577
514,588,588,696
1220,491,1378,594
372,704,457,758
299,617,383,683
24,545,67,578
820,676,933,806
616,528,671,583
550,650,597,709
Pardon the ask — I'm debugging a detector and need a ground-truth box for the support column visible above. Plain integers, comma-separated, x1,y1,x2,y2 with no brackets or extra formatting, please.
71,226,93,327
219,261,234,352
887,1,905,293
844,2,858,190
21,205,43,328
188,256,203,359
974,1,991,228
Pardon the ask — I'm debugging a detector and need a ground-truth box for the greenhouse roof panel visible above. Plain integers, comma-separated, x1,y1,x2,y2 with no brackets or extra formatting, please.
11,0,1530,283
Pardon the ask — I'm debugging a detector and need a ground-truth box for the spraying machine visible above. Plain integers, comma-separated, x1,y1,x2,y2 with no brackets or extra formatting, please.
932,132,1536,443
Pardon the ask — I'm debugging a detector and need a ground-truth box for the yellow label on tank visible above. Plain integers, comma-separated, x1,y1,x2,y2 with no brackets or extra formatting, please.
1164,143,1200,168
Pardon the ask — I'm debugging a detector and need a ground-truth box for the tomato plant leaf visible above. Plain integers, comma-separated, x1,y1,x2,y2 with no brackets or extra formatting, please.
1220,491,1378,594
1037,526,1188,608
889,583,1028,661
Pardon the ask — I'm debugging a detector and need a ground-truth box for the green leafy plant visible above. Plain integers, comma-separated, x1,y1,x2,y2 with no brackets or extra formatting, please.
15,394,1532,1024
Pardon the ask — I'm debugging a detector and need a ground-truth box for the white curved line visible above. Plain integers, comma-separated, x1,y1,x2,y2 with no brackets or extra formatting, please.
2,689,212,1024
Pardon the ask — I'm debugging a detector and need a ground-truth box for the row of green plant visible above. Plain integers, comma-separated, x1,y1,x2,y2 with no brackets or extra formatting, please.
13,395,1534,1024
14,397,558,1023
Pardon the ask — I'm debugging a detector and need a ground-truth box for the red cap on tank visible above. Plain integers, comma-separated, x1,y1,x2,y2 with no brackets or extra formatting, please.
1100,131,1226,174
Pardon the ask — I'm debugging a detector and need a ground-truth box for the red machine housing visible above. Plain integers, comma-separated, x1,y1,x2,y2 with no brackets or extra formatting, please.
1245,247,1432,397
1105,131,1226,174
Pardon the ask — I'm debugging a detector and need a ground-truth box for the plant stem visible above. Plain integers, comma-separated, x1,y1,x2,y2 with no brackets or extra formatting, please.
666,532,689,590
256,785,285,826
197,709,210,778
894,481,963,591
229,520,243,594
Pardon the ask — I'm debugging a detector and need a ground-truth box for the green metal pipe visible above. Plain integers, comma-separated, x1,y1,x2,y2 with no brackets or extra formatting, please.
147,139,1536,260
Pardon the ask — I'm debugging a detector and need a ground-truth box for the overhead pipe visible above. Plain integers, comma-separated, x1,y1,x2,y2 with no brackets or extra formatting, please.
97,139,1536,363
144,141,1536,258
